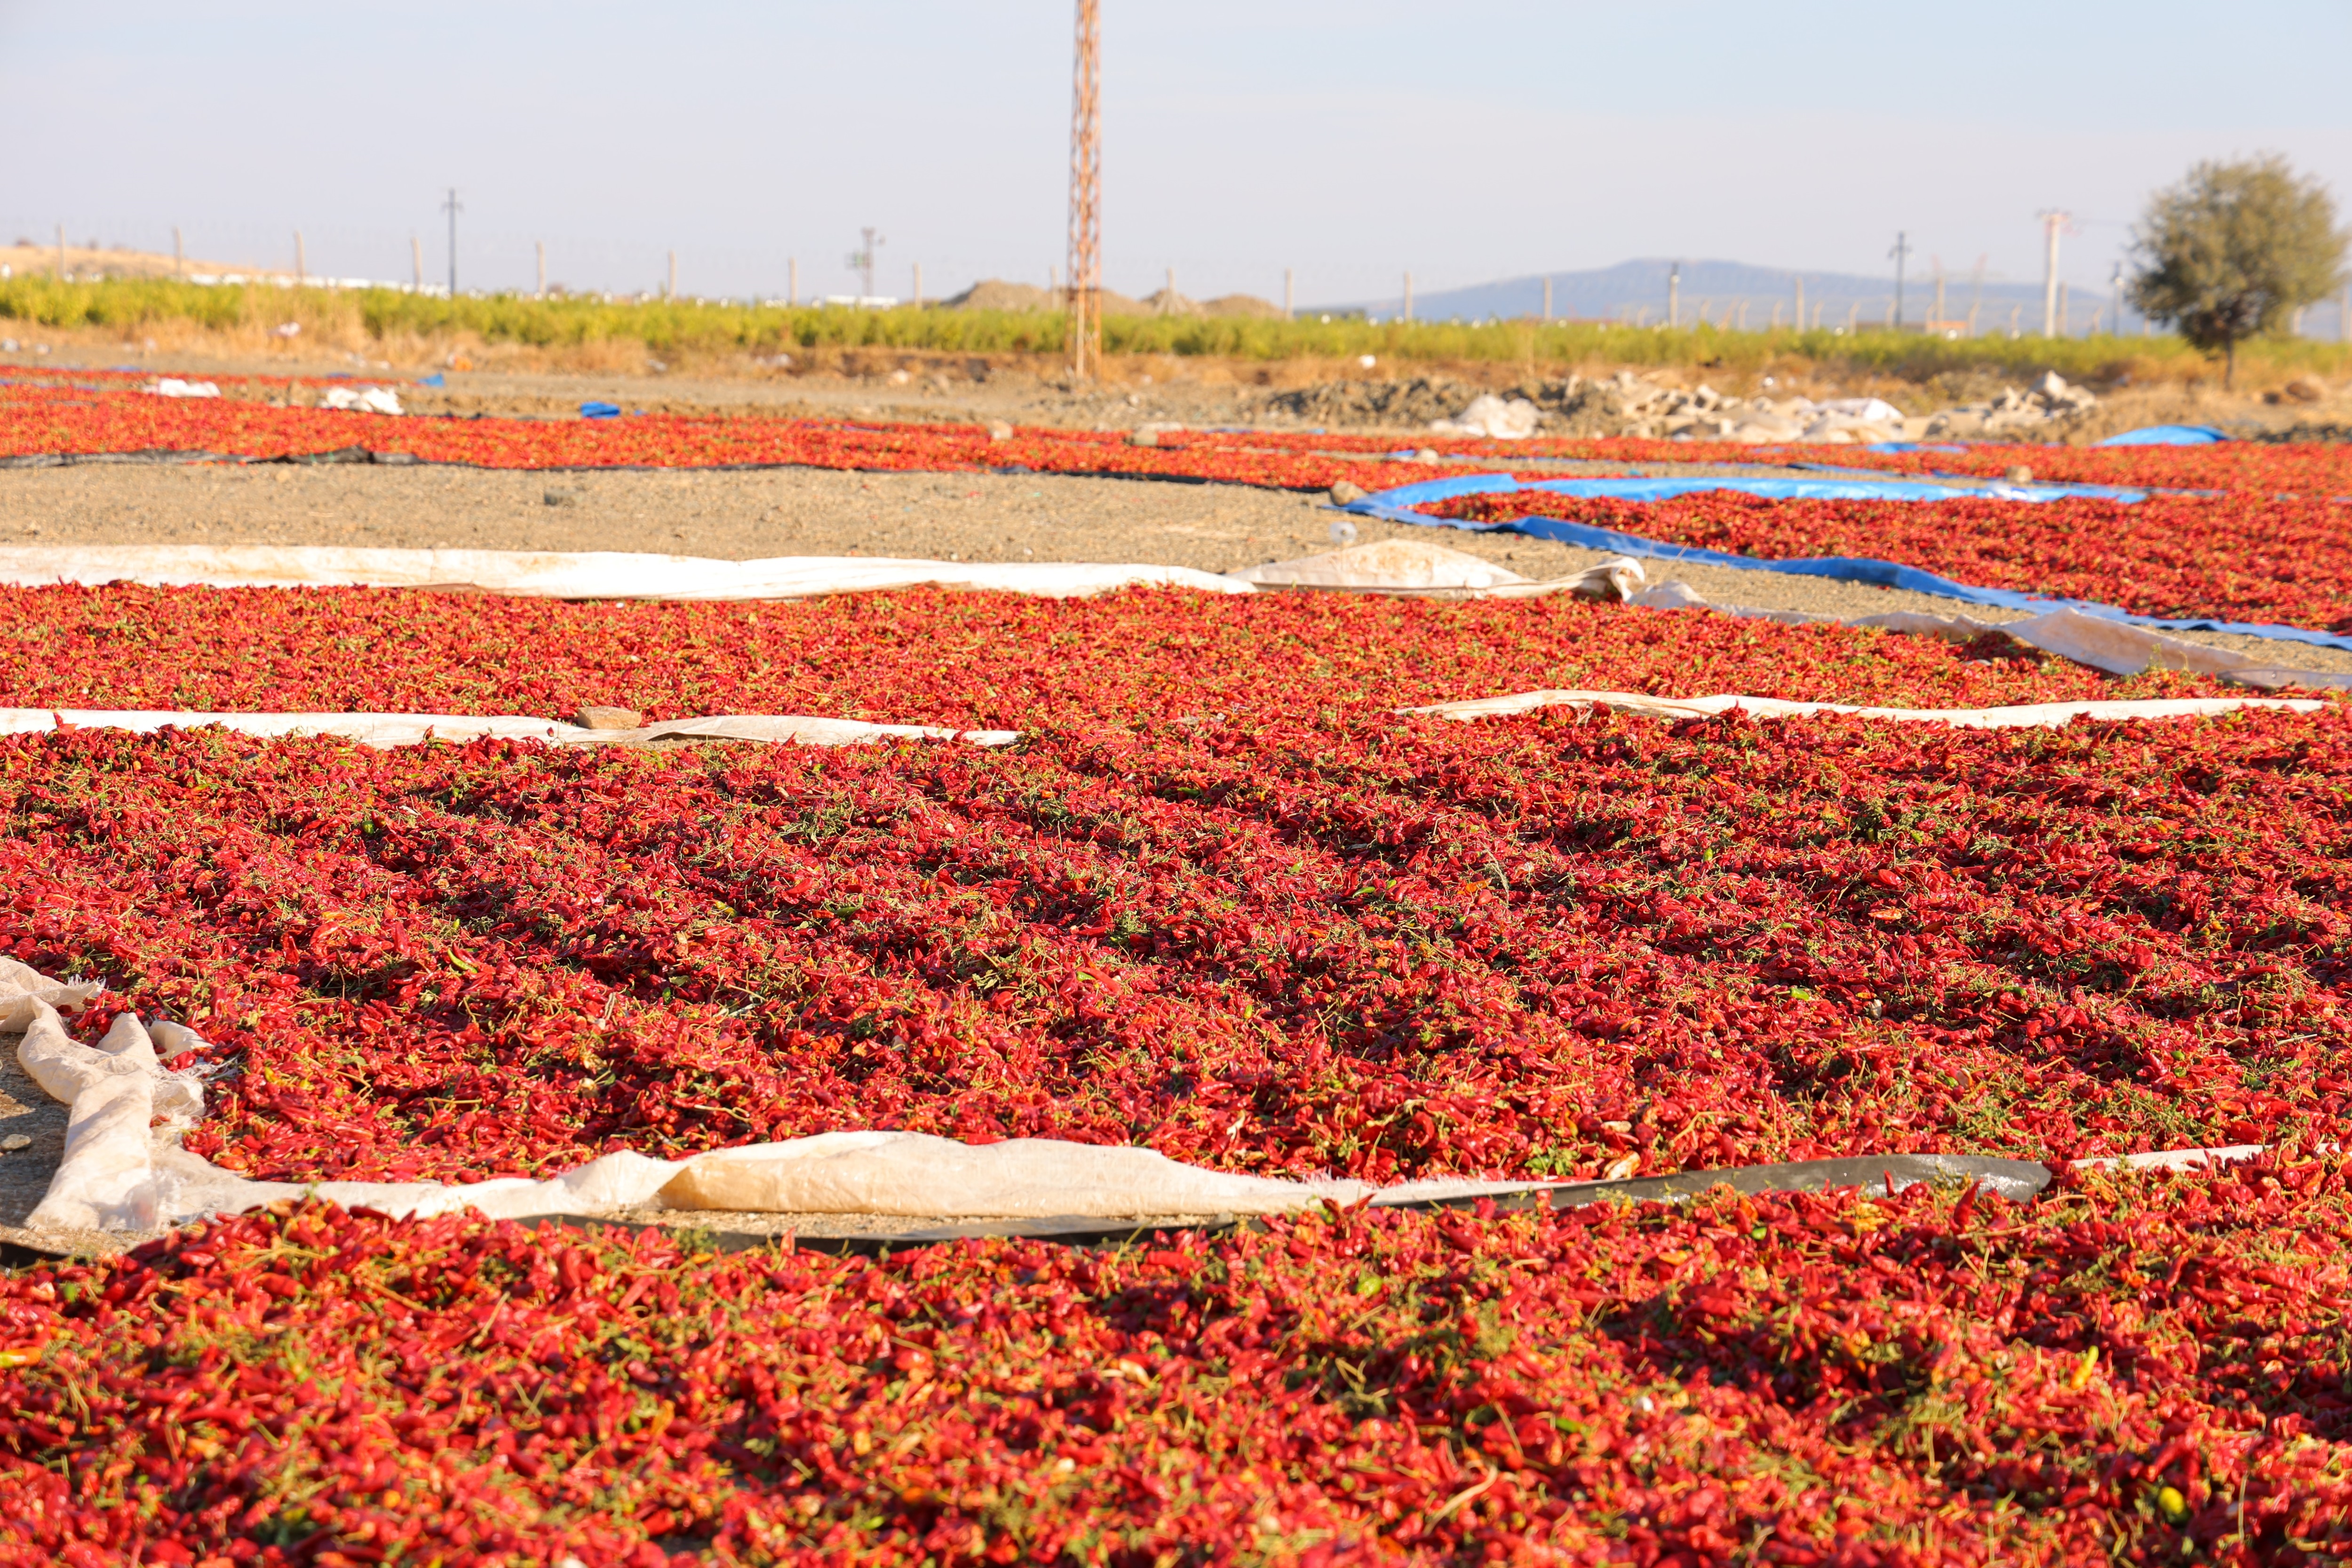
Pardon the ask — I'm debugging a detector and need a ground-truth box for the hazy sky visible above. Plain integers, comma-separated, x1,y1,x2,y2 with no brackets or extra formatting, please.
5,0,2348,306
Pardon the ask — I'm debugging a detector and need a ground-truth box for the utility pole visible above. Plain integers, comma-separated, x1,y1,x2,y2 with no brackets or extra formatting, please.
1402,271,1414,323
294,230,305,285
1542,275,1553,323
441,189,461,297
1065,0,1103,380
667,250,678,301
1931,257,1945,329
1164,264,1175,314
2109,260,2126,337
173,226,184,280
1284,267,1294,320
1793,276,1804,334
846,229,882,301
1888,231,1913,328
1668,261,1680,328
2038,209,2069,336
537,241,546,298
411,236,423,291
55,223,64,281
913,262,923,308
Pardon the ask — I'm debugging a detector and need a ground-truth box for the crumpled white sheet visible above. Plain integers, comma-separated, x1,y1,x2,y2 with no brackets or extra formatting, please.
1231,539,1645,601
15,997,207,1231
0,709,1021,750
320,386,403,415
0,547,1254,602
1404,688,2322,729
148,378,220,399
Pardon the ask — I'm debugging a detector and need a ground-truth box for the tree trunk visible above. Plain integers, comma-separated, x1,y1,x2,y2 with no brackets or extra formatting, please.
2225,338,2237,390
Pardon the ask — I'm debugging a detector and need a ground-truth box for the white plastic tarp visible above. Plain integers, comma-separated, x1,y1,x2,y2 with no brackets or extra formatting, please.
1404,689,2323,729
1231,539,1645,601
0,709,1020,750
0,546,1253,602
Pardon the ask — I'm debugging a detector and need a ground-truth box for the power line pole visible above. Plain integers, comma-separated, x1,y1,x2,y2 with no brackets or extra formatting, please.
1668,261,1679,328
537,240,546,298
788,257,799,306
2038,210,2069,336
2109,260,2125,337
411,235,423,291
1065,0,1103,381
441,189,462,297
1793,275,1803,334
294,230,305,285
1542,275,1553,323
1402,271,1414,323
668,250,678,301
1284,267,1294,320
173,225,184,280
1888,231,1912,329
847,229,882,301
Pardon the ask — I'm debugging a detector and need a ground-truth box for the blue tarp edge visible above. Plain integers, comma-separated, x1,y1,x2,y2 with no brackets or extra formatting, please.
1340,478,2352,653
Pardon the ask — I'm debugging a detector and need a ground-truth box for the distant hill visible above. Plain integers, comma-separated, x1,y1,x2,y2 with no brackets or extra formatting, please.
1324,258,2124,334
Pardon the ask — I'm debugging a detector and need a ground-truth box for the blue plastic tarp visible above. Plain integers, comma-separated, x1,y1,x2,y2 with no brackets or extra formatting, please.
580,401,621,419
1341,476,2352,653
2094,424,2229,446
1344,473,2148,524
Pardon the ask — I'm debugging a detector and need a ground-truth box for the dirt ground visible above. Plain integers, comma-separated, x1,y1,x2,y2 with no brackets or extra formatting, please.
11,332,2346,440
7,461,2350,672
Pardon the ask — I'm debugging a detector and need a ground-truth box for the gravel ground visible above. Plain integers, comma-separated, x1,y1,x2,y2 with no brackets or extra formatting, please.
6,461,2349,672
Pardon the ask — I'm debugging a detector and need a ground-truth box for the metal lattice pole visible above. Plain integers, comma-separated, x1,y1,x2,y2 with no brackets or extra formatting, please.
1066,0,1102,381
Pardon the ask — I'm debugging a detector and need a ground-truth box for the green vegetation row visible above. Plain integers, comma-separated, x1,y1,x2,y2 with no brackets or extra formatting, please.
7,274,2350,383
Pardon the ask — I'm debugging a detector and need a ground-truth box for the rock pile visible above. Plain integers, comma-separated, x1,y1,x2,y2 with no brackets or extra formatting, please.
1922,373,2099,438
1257,368,2105,444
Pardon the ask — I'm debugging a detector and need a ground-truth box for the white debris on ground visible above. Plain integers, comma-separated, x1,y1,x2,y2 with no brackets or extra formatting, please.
1390,369,2104,444
146,378,221,398
320,385,404,415
1922,373,2099,439
1429,393,1542,439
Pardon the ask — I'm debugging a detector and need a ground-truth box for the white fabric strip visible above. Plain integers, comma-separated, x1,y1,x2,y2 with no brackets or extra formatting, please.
1402,690,2324,729
0,545,1252,601
0,709,1020,749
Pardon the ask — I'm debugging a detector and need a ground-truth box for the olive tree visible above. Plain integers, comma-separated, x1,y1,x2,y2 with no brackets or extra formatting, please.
2128,154,2347,386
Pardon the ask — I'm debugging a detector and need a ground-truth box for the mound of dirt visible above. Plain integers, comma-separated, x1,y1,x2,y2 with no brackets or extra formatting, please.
939,279,1150,316
937,279,1054,312
1201,294,1284,320
1130,290,1285,320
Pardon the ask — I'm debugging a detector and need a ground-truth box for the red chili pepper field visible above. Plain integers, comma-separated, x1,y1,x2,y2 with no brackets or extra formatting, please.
5,407,2352,1562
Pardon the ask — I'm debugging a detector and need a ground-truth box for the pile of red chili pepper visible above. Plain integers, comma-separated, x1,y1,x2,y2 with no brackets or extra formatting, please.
6,692,2345,1186
2,472,2350,1559
1425,489,2352,633
0,581,2225,724
5,1166,2351,1564
7,371,2346,499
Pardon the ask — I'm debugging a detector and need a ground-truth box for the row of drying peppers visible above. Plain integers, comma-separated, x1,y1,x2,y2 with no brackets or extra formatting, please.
3,698,2347,1187
4,1165,2351,1564
1429,488,2352,634
0,581,2232,729
5,372,2347,497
